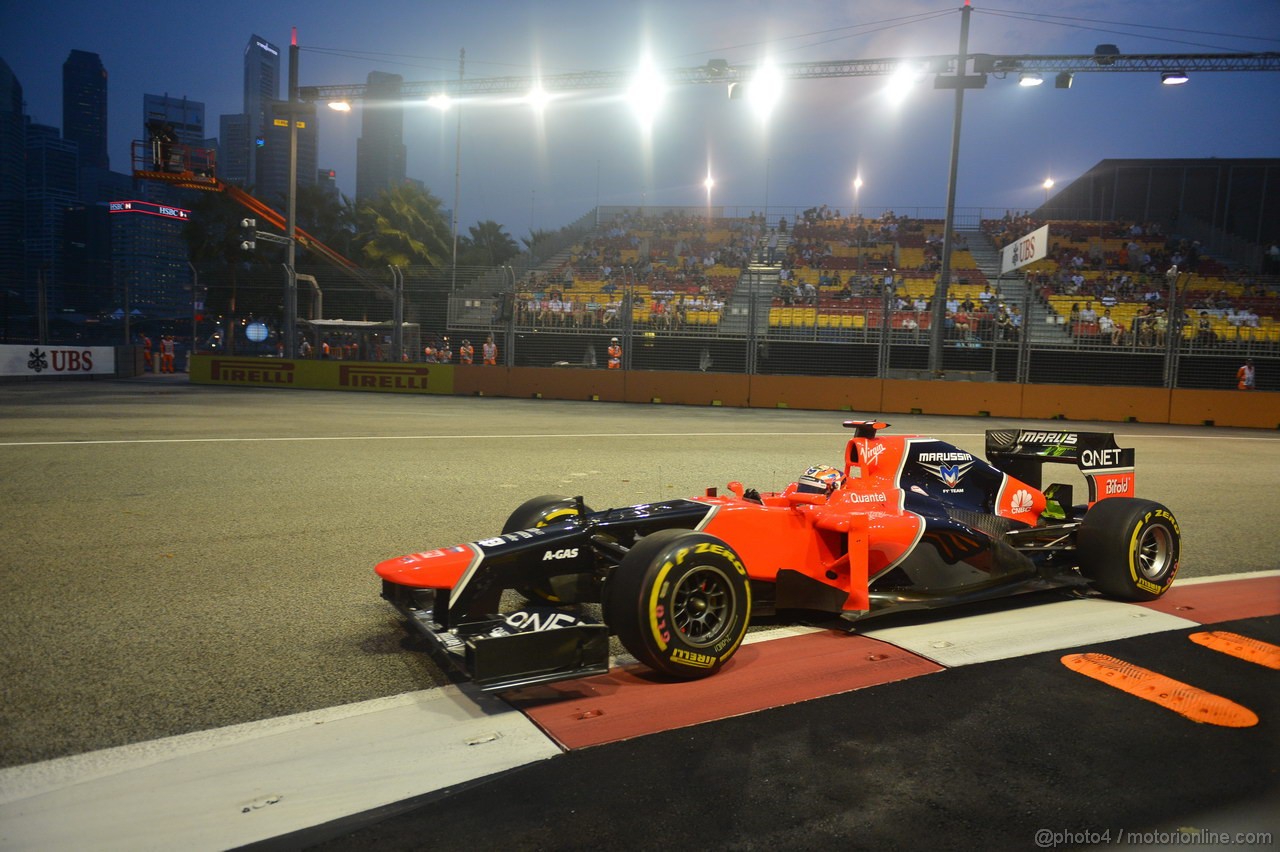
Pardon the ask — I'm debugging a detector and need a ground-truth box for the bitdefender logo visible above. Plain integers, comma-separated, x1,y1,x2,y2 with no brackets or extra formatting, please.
338,364,431,390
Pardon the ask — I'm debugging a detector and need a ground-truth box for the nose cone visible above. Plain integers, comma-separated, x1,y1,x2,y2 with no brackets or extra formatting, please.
375,544,479,589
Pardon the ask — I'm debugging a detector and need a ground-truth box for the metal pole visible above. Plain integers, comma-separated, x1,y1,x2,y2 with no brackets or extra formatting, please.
188,261,198,361
451,48,464,291
929,2,973,376
284,28,300,358
391,266,404,362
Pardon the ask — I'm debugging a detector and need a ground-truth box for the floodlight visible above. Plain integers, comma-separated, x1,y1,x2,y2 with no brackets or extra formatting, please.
327,100,352,112
1019,72,1043,87
1161,71,1189,86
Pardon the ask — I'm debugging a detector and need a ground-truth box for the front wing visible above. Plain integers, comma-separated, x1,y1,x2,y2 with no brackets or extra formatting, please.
382,581,610,691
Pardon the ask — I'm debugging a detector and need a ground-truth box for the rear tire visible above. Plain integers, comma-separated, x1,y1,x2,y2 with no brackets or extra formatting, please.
605,529,751,680
502,495,592,604
1078,498,1180,601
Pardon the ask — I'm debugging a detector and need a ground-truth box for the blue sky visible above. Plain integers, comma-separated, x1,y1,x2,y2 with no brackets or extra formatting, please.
2,0,1277,236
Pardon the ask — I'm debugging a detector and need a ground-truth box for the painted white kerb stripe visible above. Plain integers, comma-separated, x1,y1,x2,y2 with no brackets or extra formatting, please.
0,685,561,852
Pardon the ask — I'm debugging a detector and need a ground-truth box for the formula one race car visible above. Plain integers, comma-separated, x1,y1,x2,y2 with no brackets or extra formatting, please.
376,422,1180,691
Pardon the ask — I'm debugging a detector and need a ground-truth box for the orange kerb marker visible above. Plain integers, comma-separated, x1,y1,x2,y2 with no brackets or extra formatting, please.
1061,653,1258,728
1188,631,1280,670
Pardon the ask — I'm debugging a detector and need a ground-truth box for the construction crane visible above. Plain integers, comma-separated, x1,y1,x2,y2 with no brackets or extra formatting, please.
130,139,359,272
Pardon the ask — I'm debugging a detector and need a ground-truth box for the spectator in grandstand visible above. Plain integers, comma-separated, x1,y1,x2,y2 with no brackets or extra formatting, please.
1133,303,1156,346
1010,305,1023,336
1081,302,1098,324
1195,312,1217,347
1152,308,1168,346
995,307,1015,341
1098,309,1118,345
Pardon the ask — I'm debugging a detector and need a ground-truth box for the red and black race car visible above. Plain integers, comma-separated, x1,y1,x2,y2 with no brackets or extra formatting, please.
376,421,1180,691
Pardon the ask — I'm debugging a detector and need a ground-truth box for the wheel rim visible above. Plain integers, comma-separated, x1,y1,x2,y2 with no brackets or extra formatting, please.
672,566,735,648
1136,523,1174,580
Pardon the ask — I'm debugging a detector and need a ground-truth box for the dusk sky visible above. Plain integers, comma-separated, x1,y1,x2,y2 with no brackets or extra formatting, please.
2,1,1277,236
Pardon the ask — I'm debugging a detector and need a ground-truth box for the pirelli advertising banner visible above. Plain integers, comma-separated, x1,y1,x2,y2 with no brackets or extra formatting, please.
1,344,116,377
190,356,454,395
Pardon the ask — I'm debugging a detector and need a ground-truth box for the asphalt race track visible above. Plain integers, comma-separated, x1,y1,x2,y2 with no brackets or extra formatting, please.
1,376,1278,850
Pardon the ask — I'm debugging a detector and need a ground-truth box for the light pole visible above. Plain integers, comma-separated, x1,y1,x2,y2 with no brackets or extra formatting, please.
452,48,464,290
928,0,977,376
853,175,863,272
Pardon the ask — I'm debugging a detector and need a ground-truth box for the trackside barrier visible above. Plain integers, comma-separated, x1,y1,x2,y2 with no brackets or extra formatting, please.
189,356,1280,429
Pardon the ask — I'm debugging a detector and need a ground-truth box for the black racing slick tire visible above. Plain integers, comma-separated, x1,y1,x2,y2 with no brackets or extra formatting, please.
502,495,592,604
606,529,751,680
1078,498,1181,601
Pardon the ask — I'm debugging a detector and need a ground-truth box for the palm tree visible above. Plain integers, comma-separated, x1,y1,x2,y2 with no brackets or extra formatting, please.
458,220,520,267
353,184,451,268
522,227,564,264
293,185,356,261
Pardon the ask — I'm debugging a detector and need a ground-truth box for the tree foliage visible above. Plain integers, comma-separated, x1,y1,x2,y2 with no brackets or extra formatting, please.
458,219,520,267
353,184,451,268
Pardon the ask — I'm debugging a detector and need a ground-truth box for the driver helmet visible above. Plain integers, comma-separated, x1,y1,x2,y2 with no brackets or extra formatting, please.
797,464,844,495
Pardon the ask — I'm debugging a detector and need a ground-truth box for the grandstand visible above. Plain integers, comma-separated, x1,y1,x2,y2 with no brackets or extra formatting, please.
440,199,1277,389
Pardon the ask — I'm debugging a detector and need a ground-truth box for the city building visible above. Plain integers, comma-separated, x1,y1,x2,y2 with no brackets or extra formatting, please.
61,50,108,171
218,34,281,188
256,99,317,208
0,58,26,314
355,71,406,201
144,93,209,148
24,123,79,313
108,193,192,317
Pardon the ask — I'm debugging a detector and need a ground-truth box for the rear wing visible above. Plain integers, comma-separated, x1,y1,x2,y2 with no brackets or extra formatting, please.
984,429,1135,504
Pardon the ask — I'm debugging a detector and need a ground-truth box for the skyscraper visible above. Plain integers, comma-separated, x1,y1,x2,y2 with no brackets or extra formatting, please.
244,34,280,187
144,93,206,147
0,58,26,310
219,35,281,187
218,113,251,186
256,99,318,207
24,123,79,312
62,50,108,170
356,71,406,201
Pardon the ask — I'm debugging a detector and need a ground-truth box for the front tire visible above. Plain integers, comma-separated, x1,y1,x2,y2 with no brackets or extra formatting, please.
605,529,751,680
1078,498,1180,601
502,495,592,604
